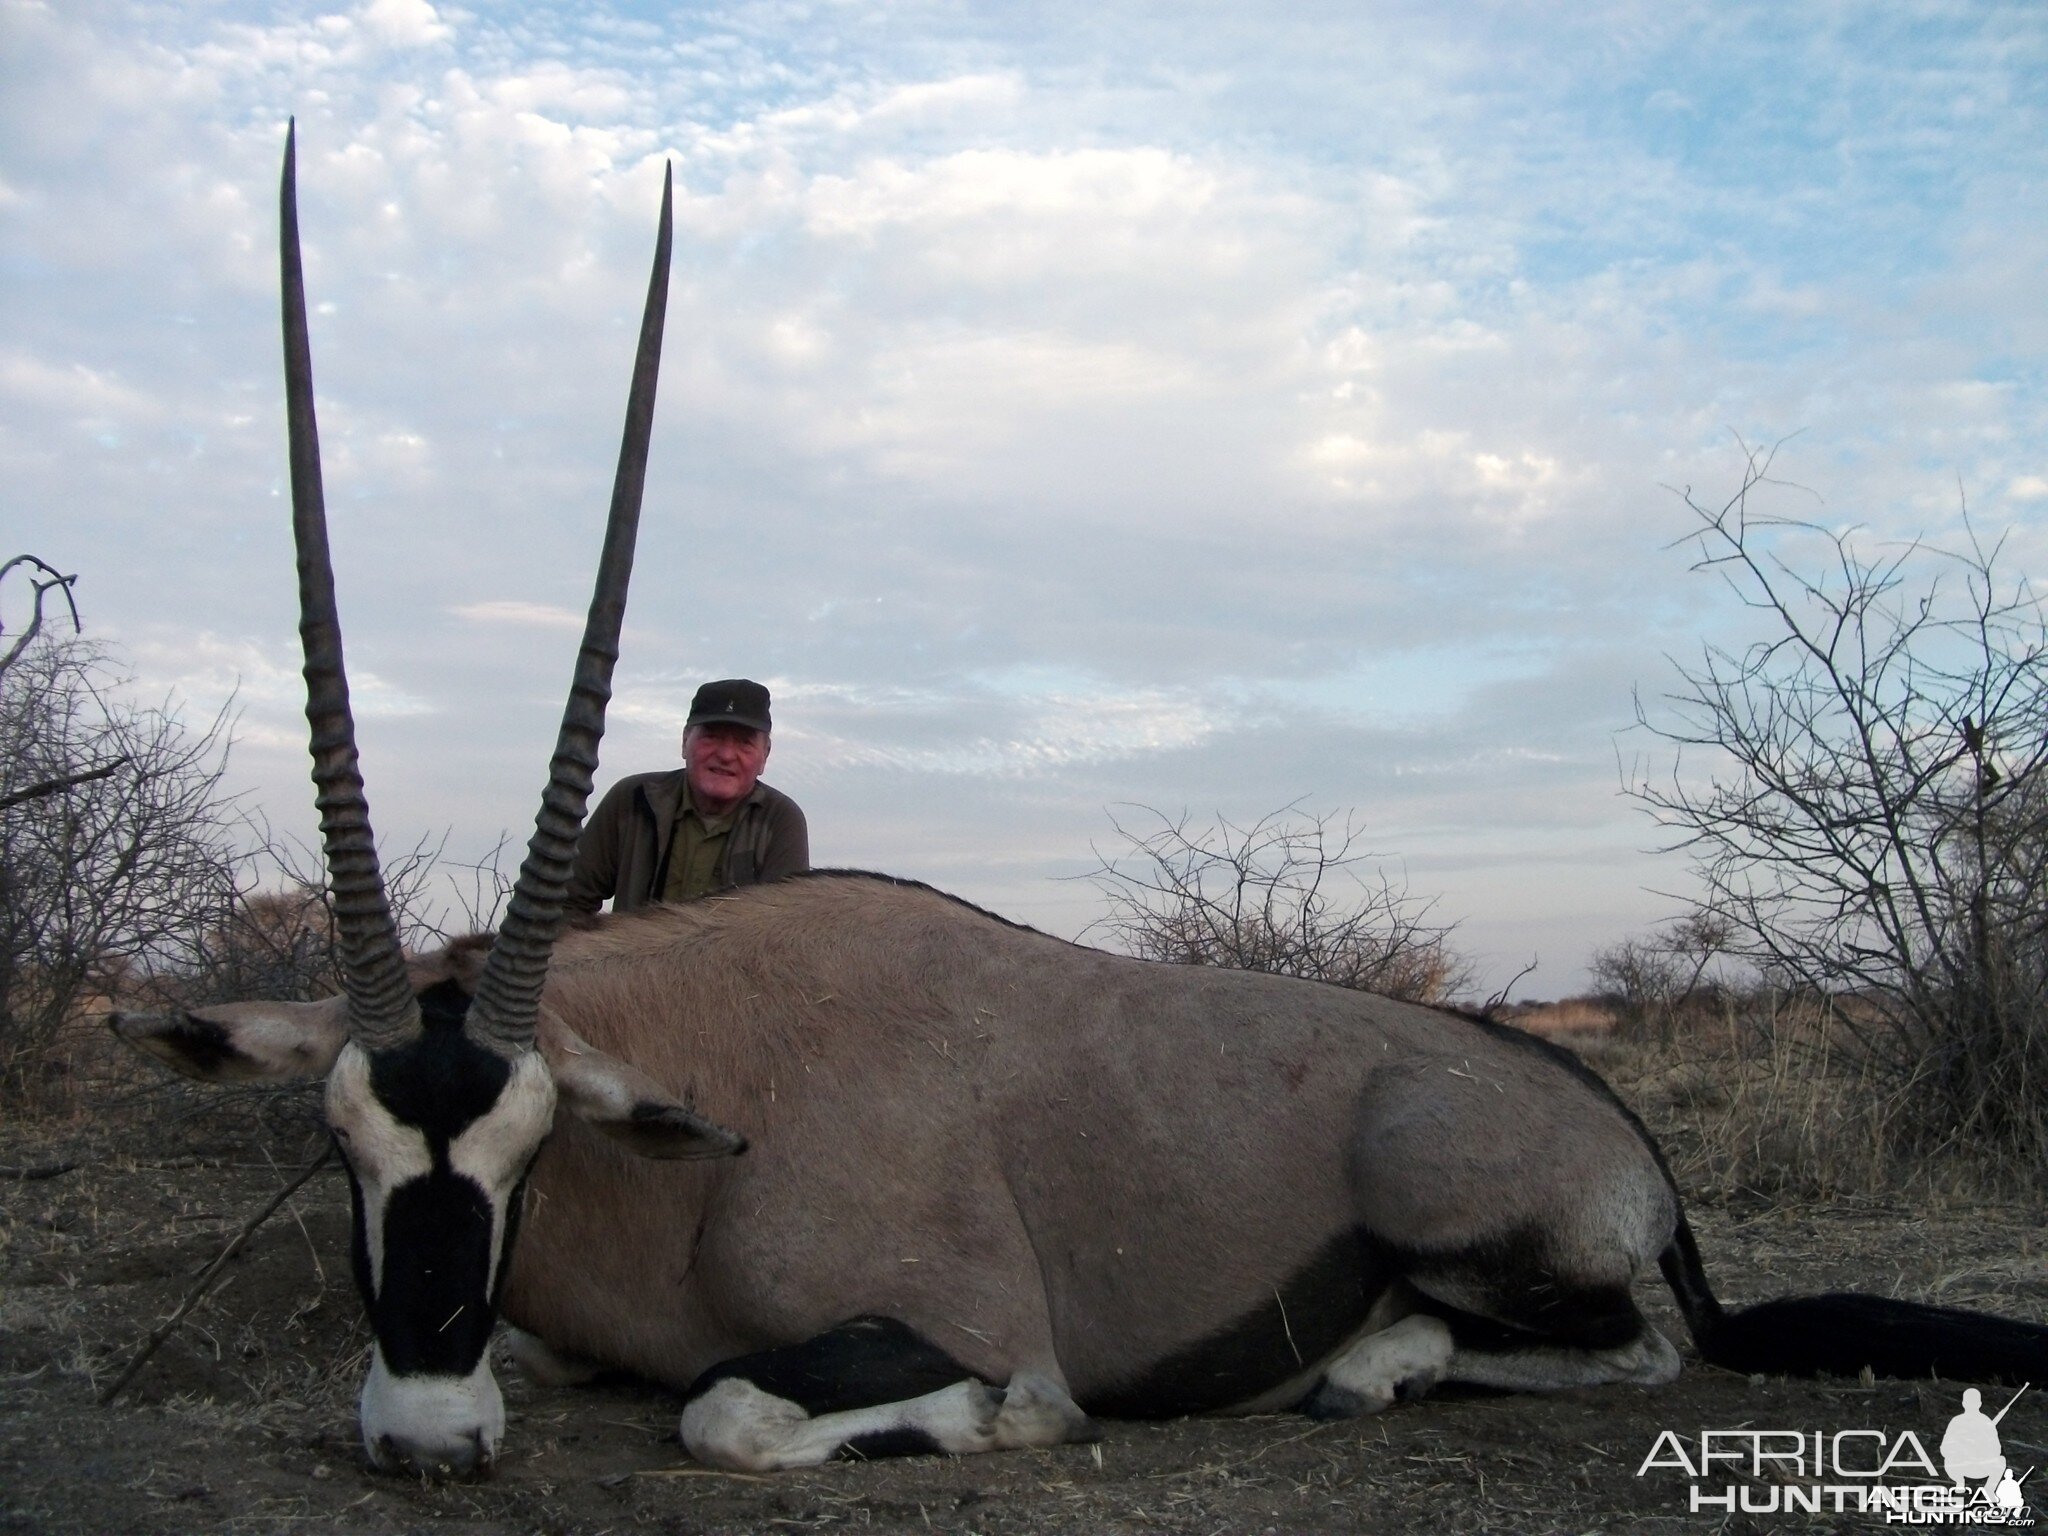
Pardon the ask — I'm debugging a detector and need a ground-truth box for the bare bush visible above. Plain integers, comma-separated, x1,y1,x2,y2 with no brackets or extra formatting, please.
1588,911,1736,1038
0,555,517,1102
1082,803,1471,1005
0,622,241,1095
151,828,514,1013
1627,443,2048,1175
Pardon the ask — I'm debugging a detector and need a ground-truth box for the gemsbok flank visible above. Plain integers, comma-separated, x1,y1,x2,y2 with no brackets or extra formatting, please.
113,129,2048,1480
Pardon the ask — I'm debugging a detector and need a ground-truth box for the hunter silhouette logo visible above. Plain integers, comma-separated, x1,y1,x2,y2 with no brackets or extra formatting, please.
1637,1385,2036,1523
1946,1387,2035,1521
1944,1388,2012,1492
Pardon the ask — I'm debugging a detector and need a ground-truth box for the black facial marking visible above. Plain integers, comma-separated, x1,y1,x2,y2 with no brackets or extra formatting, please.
342,1158,533,1380
156,1012,242,1074
366,982,514,1140
684,1317,979,1418
339,982,531,1379
343,1157,376,1317
1087,1229,1390,1419
370,1170,500,1374
416,976,473,1023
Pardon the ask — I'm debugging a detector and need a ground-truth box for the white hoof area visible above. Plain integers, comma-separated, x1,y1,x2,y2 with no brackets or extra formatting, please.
680,1378,809,1471
992,1372,1096,1449
1625,1326,1682,1387
1317,1314,1455,1413
680,1375,1039,1471
917,1378,1006,1453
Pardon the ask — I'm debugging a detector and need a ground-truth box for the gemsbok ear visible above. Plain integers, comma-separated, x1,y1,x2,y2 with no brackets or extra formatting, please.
541,1027,747,1161
107,999,351,1084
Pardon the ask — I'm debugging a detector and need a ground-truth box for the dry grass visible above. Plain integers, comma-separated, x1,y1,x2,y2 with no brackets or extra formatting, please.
1497,997,1617,1044
1492,990,2037,1204
1582,992,2031,1206
3,1010,328,1162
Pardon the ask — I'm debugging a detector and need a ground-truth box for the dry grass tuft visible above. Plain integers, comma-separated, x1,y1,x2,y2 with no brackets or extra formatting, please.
1498,997,1619,1043
1588,991,2030,1206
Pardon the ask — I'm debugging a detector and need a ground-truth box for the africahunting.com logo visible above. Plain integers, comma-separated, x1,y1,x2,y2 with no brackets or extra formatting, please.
1636,1386,2035,1523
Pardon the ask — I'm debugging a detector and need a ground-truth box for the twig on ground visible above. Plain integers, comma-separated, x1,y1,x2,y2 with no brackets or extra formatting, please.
0,1162,78,1180
97,1145,334,1406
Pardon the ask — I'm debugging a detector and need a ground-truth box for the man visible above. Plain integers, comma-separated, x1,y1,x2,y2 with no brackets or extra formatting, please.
566,678,809,916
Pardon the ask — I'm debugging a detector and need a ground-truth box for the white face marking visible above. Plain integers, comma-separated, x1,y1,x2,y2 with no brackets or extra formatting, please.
360,1347,504,1475
448,1051,556,1297
326,1045,433,1298
326,1044,558,1292
325,1039,557,1472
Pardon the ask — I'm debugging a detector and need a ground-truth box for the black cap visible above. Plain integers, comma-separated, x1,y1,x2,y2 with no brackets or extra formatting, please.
686,678,772,733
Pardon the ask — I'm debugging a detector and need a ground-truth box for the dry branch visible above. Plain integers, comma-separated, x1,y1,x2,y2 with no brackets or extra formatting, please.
97,1144,334,1407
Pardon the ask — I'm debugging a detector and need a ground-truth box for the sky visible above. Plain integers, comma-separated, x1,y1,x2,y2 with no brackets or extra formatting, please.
4,0,2045,997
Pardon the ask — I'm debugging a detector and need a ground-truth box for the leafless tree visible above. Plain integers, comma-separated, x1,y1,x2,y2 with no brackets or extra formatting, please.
0,629,241,1092
1626,442,2048,1168
1589,911,1735,1038
0,557,522,1098
0,556,126,813
158,826,517,1012
1082,803,1471,1005
0,556,81,669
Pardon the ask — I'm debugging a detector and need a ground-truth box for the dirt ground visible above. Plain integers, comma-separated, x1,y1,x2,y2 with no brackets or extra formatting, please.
3,1082,2043,1536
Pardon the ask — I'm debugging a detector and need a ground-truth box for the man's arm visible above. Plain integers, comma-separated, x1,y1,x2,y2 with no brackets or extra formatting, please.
566,781,629,917
755,794,810,884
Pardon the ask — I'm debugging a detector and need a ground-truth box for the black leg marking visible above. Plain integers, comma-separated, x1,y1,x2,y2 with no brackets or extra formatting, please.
838,1427,947,1460
1384,1222,1651,1350
1089,1228,1392,1418
1302,1382,1373,1420
684,1316,981,1417
1418,1283,1650,1355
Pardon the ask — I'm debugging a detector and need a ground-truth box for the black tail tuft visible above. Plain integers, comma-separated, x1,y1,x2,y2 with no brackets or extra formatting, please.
1702,1292,2048,1384
1660,1213,2048,1384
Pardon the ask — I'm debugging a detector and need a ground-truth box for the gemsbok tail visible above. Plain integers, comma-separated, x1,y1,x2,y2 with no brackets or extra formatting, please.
1659,1212,2048,1384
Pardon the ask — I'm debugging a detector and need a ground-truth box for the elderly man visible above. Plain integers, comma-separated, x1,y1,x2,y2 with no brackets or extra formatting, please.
566,678,809,916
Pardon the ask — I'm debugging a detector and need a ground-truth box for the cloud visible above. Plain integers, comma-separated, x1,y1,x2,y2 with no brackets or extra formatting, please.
8,0,2046,994
0,350,159,425
359,0,453,50
450,600,586,630
789,675,1221,777
864,72,1024,125
122,631,434,743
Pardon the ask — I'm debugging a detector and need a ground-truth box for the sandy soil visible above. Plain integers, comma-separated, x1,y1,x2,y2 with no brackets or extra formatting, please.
3,1084,2043,1536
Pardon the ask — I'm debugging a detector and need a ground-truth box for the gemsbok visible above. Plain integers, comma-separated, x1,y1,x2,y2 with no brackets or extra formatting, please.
112,128,2048,1479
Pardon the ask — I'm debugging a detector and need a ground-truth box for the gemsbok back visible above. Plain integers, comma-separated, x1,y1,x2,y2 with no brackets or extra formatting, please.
112,129,2048,1479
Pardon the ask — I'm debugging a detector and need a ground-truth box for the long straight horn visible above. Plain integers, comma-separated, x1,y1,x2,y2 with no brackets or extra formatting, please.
467,164,674,1055
280,121,420,1051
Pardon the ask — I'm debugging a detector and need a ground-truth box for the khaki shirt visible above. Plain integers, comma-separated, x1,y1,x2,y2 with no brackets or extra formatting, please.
662,794,737,903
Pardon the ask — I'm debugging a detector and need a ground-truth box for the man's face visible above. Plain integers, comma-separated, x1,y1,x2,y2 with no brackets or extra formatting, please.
683,722,770,815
